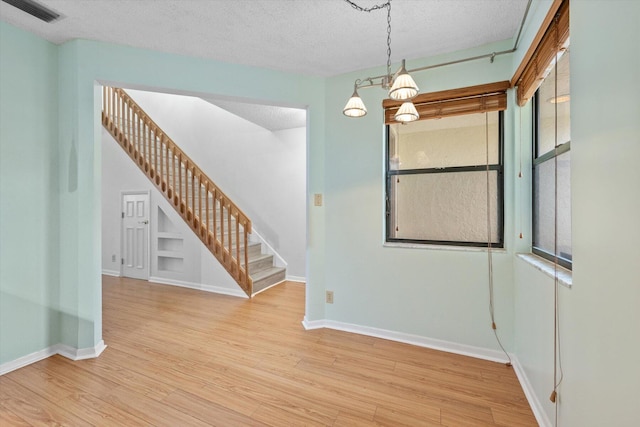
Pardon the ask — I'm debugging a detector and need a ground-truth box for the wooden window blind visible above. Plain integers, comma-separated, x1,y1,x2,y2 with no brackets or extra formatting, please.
382,81,510,125
512,0,569,106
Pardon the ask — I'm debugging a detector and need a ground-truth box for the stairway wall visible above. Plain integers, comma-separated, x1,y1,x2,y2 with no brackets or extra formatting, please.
101,128,244,295
125,89,306,279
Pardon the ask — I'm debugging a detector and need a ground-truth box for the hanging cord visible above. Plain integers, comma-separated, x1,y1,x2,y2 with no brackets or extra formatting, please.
518,106,523,239
343,0,392,79
550,15,565,426
485,111,512,366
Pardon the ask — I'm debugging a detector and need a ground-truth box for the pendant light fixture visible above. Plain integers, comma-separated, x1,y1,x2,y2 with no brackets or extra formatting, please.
389,60,419,100
343,84,367,117
341,0,420,123
394,101,419,122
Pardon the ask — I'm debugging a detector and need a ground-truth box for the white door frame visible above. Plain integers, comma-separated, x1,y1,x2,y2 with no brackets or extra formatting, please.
120,190,151,279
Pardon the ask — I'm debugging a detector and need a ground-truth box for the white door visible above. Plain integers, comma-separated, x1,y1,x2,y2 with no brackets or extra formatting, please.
121,193,150,280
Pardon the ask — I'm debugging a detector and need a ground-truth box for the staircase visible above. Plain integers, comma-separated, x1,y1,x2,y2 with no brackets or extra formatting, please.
102,86,285,297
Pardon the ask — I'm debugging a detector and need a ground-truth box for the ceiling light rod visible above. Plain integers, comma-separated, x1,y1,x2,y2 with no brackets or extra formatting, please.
405,0,532,76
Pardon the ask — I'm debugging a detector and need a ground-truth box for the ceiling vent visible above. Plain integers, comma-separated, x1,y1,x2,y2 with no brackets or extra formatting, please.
2,0,61,23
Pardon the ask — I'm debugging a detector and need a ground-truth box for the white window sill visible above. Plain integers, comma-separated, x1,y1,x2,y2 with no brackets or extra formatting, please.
516,253,572,288
384,242,506,254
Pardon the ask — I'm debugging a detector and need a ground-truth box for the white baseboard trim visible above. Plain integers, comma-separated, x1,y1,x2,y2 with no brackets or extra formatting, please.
56,340,107,361
102,269,120,277
286,275,306,283
301,317,511,364
0,346,58,376
149,276,248,298
512,355,551,427
0,340,107,376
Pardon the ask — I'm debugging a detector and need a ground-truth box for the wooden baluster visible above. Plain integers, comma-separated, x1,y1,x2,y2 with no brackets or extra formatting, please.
185,157,189,215
198,174,203,233
220,197,225,254
138,117,143,164
105,87,109,124
244,220,249,284
160,133,162,192
114,87,117,126
142,120,147,168
105,87,109,122
102,86,107,123
172,148,176,204
227,203,232,260
212,189,218,243
178,153,183,212
235,210,240,271
205,182,210,245
121,92,124,130
154,131,159,182
149,126,153,174
127,101,131,144
116,90,121,134
111,88,114,128
191,166,195,225
134,104,138,157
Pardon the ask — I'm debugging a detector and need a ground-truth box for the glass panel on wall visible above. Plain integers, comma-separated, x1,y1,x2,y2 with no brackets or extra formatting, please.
533,151,571,263
390,171,500,243
533,47,572,269
386,110,503,247
389,112,499,170
537,49,571,157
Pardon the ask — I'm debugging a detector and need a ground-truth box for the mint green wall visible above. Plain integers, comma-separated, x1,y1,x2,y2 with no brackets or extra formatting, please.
0,22,60,363
513,1,640,425
53,39,327,349
562,1,639,424
322,39,519,352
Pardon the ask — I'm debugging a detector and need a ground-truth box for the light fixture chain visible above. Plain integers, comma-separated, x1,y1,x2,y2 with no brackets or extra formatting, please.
343,0,391,13
343,0,393,82
386,1,392,79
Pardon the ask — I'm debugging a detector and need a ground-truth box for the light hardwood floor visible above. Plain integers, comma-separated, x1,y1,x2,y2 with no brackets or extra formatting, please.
0,276,537,426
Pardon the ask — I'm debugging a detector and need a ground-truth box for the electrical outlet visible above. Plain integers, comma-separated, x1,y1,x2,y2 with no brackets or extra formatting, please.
112,254,116,262
314,193,323,206
325,290,334,304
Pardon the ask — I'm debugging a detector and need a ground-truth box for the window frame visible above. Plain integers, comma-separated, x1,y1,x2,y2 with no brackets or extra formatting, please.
384,111,505,248
532,93,572,270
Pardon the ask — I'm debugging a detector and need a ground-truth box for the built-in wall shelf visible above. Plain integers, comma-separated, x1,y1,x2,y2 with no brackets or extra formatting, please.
157,250,183,259
157,232,182,239
158,256,183,273
156,207,185,273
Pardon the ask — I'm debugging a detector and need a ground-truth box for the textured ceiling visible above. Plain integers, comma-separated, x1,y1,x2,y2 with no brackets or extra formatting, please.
0,0,529,77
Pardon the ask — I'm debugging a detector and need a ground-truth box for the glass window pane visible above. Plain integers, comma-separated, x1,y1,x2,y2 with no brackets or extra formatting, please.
533,151,572,261
537,50,571,157
389,171,500,243
389,112,499,170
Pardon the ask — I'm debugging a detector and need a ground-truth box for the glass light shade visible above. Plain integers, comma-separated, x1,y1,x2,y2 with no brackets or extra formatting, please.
394,101,419,123
343,89,367,118
389,60,419,100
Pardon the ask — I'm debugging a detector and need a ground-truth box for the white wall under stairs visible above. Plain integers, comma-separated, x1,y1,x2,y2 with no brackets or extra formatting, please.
102,127,247,296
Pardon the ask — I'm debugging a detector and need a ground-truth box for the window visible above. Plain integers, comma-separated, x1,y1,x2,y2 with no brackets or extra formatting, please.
385,111,504,247
532,48,571,269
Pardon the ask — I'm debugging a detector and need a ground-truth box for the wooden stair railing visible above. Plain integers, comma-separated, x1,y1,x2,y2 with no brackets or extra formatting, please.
102,86,253,296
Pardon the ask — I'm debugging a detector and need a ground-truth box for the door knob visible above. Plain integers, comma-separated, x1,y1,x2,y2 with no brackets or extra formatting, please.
139,220,149,224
